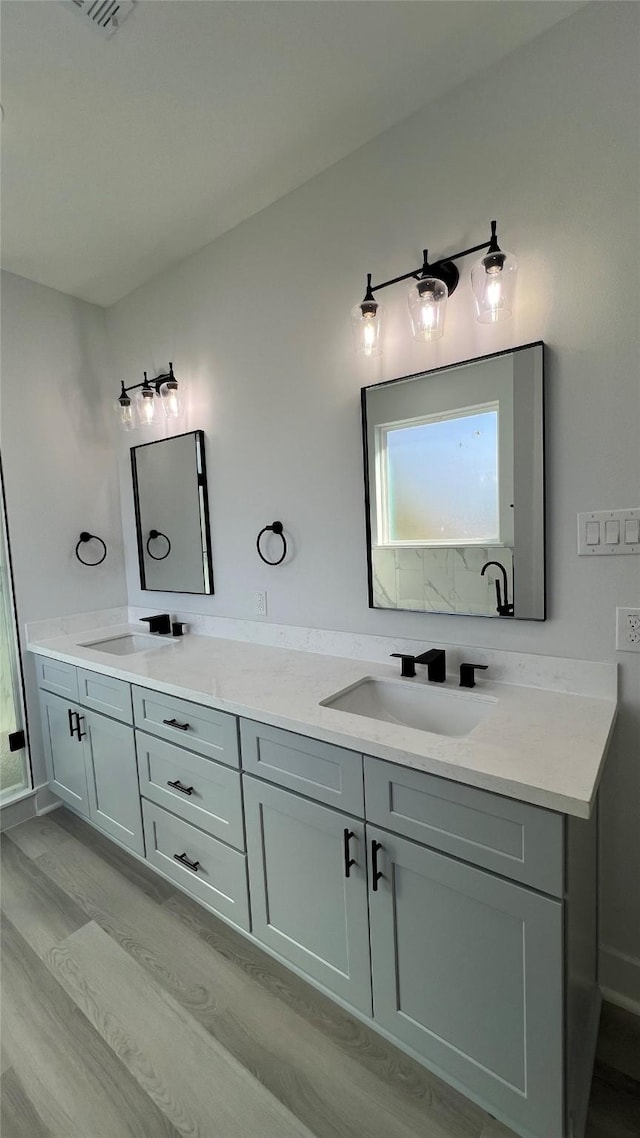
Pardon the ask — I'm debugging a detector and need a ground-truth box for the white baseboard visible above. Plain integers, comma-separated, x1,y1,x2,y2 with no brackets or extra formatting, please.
0,784,62,831
600,945,640,1016
0,789,36,831
34,784,62,815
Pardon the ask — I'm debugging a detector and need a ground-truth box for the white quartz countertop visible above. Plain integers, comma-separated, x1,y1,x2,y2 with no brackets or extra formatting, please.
28,624,618,819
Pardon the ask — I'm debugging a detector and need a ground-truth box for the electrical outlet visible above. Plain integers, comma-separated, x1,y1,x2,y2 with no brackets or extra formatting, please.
616,607,640,652
256,591,267,617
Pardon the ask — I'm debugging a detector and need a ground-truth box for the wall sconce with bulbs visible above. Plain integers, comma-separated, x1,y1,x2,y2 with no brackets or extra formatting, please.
351,221,517,358
116,362,184,431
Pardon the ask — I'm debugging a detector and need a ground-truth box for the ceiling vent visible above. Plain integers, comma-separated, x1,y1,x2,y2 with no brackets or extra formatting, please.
64,0,136,39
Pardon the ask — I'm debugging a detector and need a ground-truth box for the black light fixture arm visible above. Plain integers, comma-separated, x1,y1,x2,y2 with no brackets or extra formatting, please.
119,362,176,401
361,221,501,303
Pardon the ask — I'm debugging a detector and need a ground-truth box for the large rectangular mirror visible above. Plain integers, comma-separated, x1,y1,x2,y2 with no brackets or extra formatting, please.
131,430,214,594
362,342,545,619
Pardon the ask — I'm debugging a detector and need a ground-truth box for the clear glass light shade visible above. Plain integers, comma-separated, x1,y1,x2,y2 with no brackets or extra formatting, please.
116,397,135,432
136,386,157,427
351,302,384,358
160,379,183,418
471,250,518,323
407,277,447,341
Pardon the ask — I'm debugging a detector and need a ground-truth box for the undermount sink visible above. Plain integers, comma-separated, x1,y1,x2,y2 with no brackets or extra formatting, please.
82,633,174,656
320,676,496,737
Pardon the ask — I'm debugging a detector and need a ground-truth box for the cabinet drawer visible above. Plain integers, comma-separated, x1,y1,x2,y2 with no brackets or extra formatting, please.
240,720,364,815
132,687,239,767
142,800,249,931
35,655,78,700
78,668,132,724
364,757,563,896
137,732,244,850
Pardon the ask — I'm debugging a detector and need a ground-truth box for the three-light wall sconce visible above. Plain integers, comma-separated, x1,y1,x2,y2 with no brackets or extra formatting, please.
351,220,517,358
117,362,183,431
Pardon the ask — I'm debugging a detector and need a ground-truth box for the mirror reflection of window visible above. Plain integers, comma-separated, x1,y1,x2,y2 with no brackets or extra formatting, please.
362,343,545,619
377,405,499,545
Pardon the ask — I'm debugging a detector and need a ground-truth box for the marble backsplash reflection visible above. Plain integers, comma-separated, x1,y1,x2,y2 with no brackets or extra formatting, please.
371,546,514,616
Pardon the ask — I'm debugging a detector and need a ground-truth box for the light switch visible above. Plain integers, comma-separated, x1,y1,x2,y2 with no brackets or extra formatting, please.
605,520,620,544
578,508,640,555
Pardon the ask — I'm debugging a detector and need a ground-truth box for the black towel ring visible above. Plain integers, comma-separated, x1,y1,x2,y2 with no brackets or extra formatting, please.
146,529,172,561
256,520,287,566
75,531,107,566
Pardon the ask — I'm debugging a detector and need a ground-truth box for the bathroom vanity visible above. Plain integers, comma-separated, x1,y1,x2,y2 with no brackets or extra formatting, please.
28,624,617,1138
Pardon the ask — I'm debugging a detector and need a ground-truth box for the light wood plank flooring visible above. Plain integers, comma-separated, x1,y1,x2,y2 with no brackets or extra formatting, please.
1,810,639,1138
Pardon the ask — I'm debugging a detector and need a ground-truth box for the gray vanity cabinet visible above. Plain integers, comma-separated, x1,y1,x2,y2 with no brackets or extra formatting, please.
243,776,372,1015
84,710,144,855
40,689,90,816
37,662,144,855
367,824,564,1138
33,654,598,1138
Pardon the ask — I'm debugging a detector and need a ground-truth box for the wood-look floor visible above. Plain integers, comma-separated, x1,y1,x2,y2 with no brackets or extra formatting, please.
1,810,639,1138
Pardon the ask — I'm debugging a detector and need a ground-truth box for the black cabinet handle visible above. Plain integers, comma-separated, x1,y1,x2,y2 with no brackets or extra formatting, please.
162,718,190,731
69,711,85,741
343,829,356,878
371,840,383,891
173,852,200,873
167,779,194,796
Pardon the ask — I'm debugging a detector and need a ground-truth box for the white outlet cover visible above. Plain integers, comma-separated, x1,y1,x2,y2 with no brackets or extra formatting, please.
615,607,640,652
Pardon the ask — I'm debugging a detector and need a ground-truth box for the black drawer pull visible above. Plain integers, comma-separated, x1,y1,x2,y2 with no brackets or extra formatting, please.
343,829,356,878
167,779,194,796
75,713,86,740
371,840,384,891
68,708,75,737
163,718,190,731
173,851,200,873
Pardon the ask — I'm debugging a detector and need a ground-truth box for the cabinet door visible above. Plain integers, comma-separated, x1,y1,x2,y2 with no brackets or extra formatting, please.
40,691,89,816
367,826,563,1138
244,777,371,1014
83,710,144,855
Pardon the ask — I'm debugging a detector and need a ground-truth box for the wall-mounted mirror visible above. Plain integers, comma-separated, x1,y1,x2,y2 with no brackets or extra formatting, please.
362,342,545,619
131,430,214,594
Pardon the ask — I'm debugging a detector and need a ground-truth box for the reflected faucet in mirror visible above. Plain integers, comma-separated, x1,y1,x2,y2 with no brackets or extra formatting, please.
361,342,545,620
480,561,514,617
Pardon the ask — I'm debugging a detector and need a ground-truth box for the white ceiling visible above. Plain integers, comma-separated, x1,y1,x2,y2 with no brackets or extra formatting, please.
1,0,585,307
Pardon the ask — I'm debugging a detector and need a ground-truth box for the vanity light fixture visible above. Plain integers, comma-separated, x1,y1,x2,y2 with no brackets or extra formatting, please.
117,362,183,431
352,221,517,357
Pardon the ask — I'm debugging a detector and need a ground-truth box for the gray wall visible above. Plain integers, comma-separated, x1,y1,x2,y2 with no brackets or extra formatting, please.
1,4,637,1009
1,271,128,784
107,3,640,1008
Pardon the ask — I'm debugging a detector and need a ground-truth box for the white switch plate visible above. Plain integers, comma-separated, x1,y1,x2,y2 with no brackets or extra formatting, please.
256,591,267,617
577,508,640,555
616,608,640,652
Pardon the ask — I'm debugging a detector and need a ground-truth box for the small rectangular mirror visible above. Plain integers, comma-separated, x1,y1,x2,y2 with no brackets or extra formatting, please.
362,342,545,619
131,430,214,594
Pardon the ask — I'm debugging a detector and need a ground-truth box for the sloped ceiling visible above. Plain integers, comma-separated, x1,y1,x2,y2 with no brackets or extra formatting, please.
0,0,586,306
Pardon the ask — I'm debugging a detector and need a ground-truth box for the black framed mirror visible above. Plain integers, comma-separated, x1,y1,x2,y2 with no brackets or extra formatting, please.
361,342,545,619
131,430,214,594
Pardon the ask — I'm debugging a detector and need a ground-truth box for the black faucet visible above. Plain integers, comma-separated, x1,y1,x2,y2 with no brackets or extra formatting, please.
390,648,446,682
480,561,514,617
139,613,172,635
